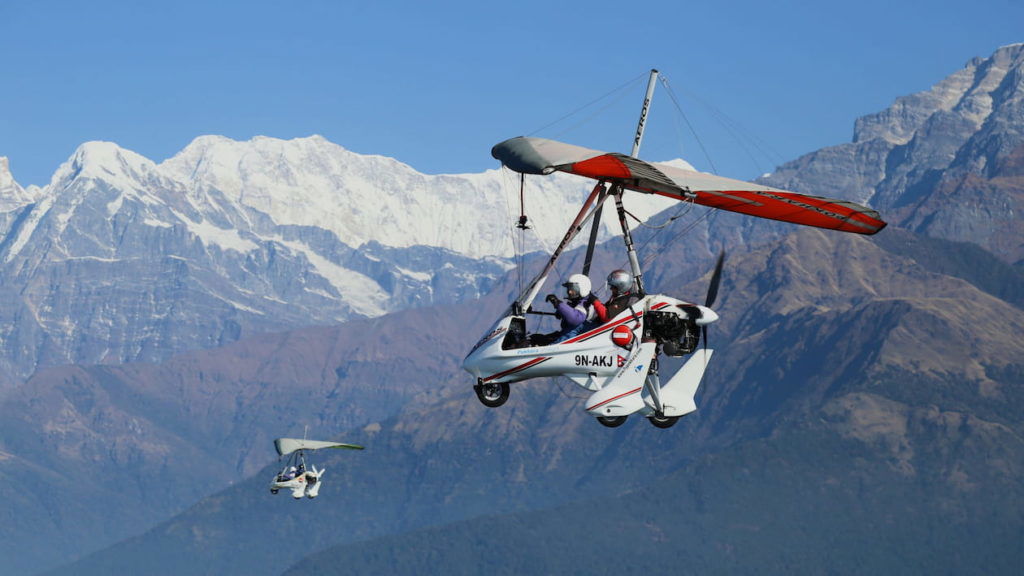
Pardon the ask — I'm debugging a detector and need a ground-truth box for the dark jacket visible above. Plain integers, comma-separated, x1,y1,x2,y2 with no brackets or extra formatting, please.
603,292,641,321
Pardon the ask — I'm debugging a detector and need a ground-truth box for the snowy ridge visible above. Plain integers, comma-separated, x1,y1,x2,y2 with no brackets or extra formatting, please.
854,43,1024,147
0,157,41,211
159,135,680,259
5,136,685,262
3,193,55,263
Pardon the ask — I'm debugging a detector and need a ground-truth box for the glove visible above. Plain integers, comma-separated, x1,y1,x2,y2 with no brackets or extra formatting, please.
585,293,598,305
545,294,560,306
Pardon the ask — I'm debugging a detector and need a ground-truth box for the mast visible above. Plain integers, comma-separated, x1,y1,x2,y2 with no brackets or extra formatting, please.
632,69,659,157
616,68,658,295
582,68,659,284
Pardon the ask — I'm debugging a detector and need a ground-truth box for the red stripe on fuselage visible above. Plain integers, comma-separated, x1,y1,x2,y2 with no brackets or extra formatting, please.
586,386,643,411
562,301,670,345
483,356,550,382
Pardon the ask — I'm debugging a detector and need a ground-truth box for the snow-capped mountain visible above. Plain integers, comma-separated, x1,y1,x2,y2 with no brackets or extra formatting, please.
157,134,678,259
0,136,677,386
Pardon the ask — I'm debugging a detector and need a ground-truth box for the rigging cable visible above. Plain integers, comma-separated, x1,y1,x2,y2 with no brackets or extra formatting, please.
607,74,763,274
659,75,719,175
607,192,718,274
515,173,531,295
501,166,527,297
640,209,718,271
660,75,787,177
552,88,641,141
528,72,648,137
682,84,787,169
622,200,695,230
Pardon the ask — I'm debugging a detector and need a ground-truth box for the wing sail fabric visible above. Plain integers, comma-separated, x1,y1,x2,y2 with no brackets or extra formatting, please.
492,136,886,235
274,438,365,456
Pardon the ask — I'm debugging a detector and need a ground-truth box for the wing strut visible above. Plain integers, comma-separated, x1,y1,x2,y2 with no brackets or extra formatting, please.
581,185,609,277
614,185,645,296
513,182,606,315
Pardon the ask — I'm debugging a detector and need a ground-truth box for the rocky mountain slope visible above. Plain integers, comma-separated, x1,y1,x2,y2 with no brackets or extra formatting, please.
285,409,1022,575
0,300,492,573
36,227,1024,576
761,43,1024,264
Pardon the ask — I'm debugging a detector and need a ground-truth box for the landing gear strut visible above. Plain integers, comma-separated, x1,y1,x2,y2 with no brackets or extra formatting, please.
474,380,509,408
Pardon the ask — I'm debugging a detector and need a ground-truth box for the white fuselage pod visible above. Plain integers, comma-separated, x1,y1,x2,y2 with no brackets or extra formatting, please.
463,295,707,394
269,469,323,499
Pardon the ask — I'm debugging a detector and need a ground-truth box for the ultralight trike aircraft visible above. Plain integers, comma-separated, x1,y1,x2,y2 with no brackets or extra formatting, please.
461,70,886,429
269,437,364,499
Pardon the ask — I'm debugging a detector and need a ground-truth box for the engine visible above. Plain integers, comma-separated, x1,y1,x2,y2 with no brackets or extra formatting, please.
644,310,699,356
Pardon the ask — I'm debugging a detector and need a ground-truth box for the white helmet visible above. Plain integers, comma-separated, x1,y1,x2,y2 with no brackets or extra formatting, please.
607,269,633,294
562,274,592,298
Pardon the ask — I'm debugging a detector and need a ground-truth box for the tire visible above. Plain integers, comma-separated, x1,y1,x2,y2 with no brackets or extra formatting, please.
270,489,279,495
649,414,680,429
596,415,628,428
475,381,510,408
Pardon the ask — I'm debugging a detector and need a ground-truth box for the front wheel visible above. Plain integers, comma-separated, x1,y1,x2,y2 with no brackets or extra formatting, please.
474,381,509,408
649,414,680,429
596,415,628,428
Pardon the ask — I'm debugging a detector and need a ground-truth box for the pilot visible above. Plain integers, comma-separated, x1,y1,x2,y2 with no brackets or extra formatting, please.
530,273,598,345
600,269,640,321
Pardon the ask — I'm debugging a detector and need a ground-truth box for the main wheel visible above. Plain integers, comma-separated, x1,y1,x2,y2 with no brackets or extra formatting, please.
474,381,509,408
596,415,628,428
649,414,680,429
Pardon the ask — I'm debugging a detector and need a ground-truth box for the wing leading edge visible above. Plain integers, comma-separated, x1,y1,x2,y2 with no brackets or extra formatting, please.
492,136,886,235
274,438,365,456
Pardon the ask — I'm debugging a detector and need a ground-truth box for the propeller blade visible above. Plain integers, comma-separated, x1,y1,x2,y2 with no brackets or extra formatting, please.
705,250,725,308
702,251,723,356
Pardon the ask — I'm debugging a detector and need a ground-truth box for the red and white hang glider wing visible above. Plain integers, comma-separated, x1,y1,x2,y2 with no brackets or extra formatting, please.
492,136,886,235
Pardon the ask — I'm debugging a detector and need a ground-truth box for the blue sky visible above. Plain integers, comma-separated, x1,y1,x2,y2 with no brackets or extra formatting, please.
1,0,1021,187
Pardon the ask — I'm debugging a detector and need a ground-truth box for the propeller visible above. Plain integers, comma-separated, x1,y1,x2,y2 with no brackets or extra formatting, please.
702,250,725,352
705,250,725,309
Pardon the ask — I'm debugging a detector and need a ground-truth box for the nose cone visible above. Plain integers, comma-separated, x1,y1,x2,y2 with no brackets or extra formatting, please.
463,341,492,378
462,353,480,377
695,306,719,326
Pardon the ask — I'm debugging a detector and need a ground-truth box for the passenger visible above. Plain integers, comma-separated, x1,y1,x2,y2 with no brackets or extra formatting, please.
530,274,596,346
600,269,641,322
